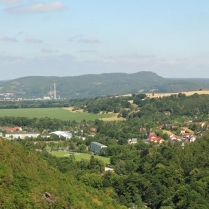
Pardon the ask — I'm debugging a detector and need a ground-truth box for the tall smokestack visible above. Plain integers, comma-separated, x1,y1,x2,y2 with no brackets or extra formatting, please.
50,85,53,98
54,83,56,99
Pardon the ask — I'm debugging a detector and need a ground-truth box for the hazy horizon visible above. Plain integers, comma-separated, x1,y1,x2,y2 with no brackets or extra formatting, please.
1,71,209,81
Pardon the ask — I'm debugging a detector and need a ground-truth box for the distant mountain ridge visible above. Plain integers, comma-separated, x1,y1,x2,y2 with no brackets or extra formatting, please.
0,71,209,99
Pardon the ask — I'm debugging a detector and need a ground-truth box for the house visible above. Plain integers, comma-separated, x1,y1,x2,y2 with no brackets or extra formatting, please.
164,111,171,115
182,133,196,142
169,134,181,142
148,132,157,140
78,136,86,141
1,126,22,132
127,138,138,144
104,167,114,172
149,137,164,144
90,142,107,154
90,127,97,132
148,132,164,144
196,122,205,127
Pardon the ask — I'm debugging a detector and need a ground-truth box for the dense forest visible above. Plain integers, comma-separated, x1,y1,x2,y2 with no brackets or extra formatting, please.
4,130,209,208
0,138,125,209
37,134,209,209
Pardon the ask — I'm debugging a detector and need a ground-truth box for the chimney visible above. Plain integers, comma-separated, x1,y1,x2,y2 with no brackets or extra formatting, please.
54,83,56,99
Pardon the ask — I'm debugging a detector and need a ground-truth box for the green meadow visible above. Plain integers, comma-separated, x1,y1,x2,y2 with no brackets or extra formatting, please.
50,151,110,164
0,108,116,122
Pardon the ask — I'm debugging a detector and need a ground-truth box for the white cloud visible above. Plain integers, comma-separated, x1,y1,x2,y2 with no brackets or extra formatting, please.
0,34,17,42
0,0,19,4
79,37,99,43
5,2,66,14
25,37,43,43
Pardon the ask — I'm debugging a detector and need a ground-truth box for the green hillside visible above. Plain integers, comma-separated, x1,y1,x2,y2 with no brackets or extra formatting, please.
0,72,165,98
1,71,209,99
0,138,125,209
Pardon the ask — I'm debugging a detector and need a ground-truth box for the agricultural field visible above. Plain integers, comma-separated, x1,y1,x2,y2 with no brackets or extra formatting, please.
146,90,209,98
50,151,110,164
0,108,118,122
64,107,125,121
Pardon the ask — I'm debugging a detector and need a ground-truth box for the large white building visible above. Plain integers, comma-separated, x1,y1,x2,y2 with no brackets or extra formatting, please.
5,132,39,140
51,131,72,140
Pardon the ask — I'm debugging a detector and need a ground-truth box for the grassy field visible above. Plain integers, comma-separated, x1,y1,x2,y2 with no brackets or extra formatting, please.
0,108,118,122
50,151,110,164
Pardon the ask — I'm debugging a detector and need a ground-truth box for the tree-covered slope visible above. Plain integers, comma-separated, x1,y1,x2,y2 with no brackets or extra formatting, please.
0,72,165,98
1,71,209,99
0,138,125,209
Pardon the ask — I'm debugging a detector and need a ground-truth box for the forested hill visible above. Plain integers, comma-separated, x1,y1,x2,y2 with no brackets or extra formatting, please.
1,71,209,98
0,138,125,209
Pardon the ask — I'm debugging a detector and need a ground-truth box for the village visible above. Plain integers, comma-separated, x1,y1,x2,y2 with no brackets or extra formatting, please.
0,118,207,156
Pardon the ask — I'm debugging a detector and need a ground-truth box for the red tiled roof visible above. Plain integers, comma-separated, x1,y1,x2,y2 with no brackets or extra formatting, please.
90,127,97,131
4,126,22,132
148,132,157,140
149,137,164,143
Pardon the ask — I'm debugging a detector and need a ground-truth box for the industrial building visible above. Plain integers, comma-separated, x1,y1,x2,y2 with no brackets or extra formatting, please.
51,131,72,140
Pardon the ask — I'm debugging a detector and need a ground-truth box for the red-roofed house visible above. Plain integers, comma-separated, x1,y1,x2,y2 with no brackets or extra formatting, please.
148,132,164,144
90,127,97,132
3,126,22,132
148,132,157,140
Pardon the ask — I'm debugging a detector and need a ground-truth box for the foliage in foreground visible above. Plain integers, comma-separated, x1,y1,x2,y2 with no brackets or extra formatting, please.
0,138,125,209
40,134,209,208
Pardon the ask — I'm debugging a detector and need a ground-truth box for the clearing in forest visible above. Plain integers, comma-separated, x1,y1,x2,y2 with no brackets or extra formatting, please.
50,151,110,164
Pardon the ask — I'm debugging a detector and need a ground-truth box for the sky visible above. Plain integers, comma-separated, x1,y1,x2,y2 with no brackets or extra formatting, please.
0,0,209,80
